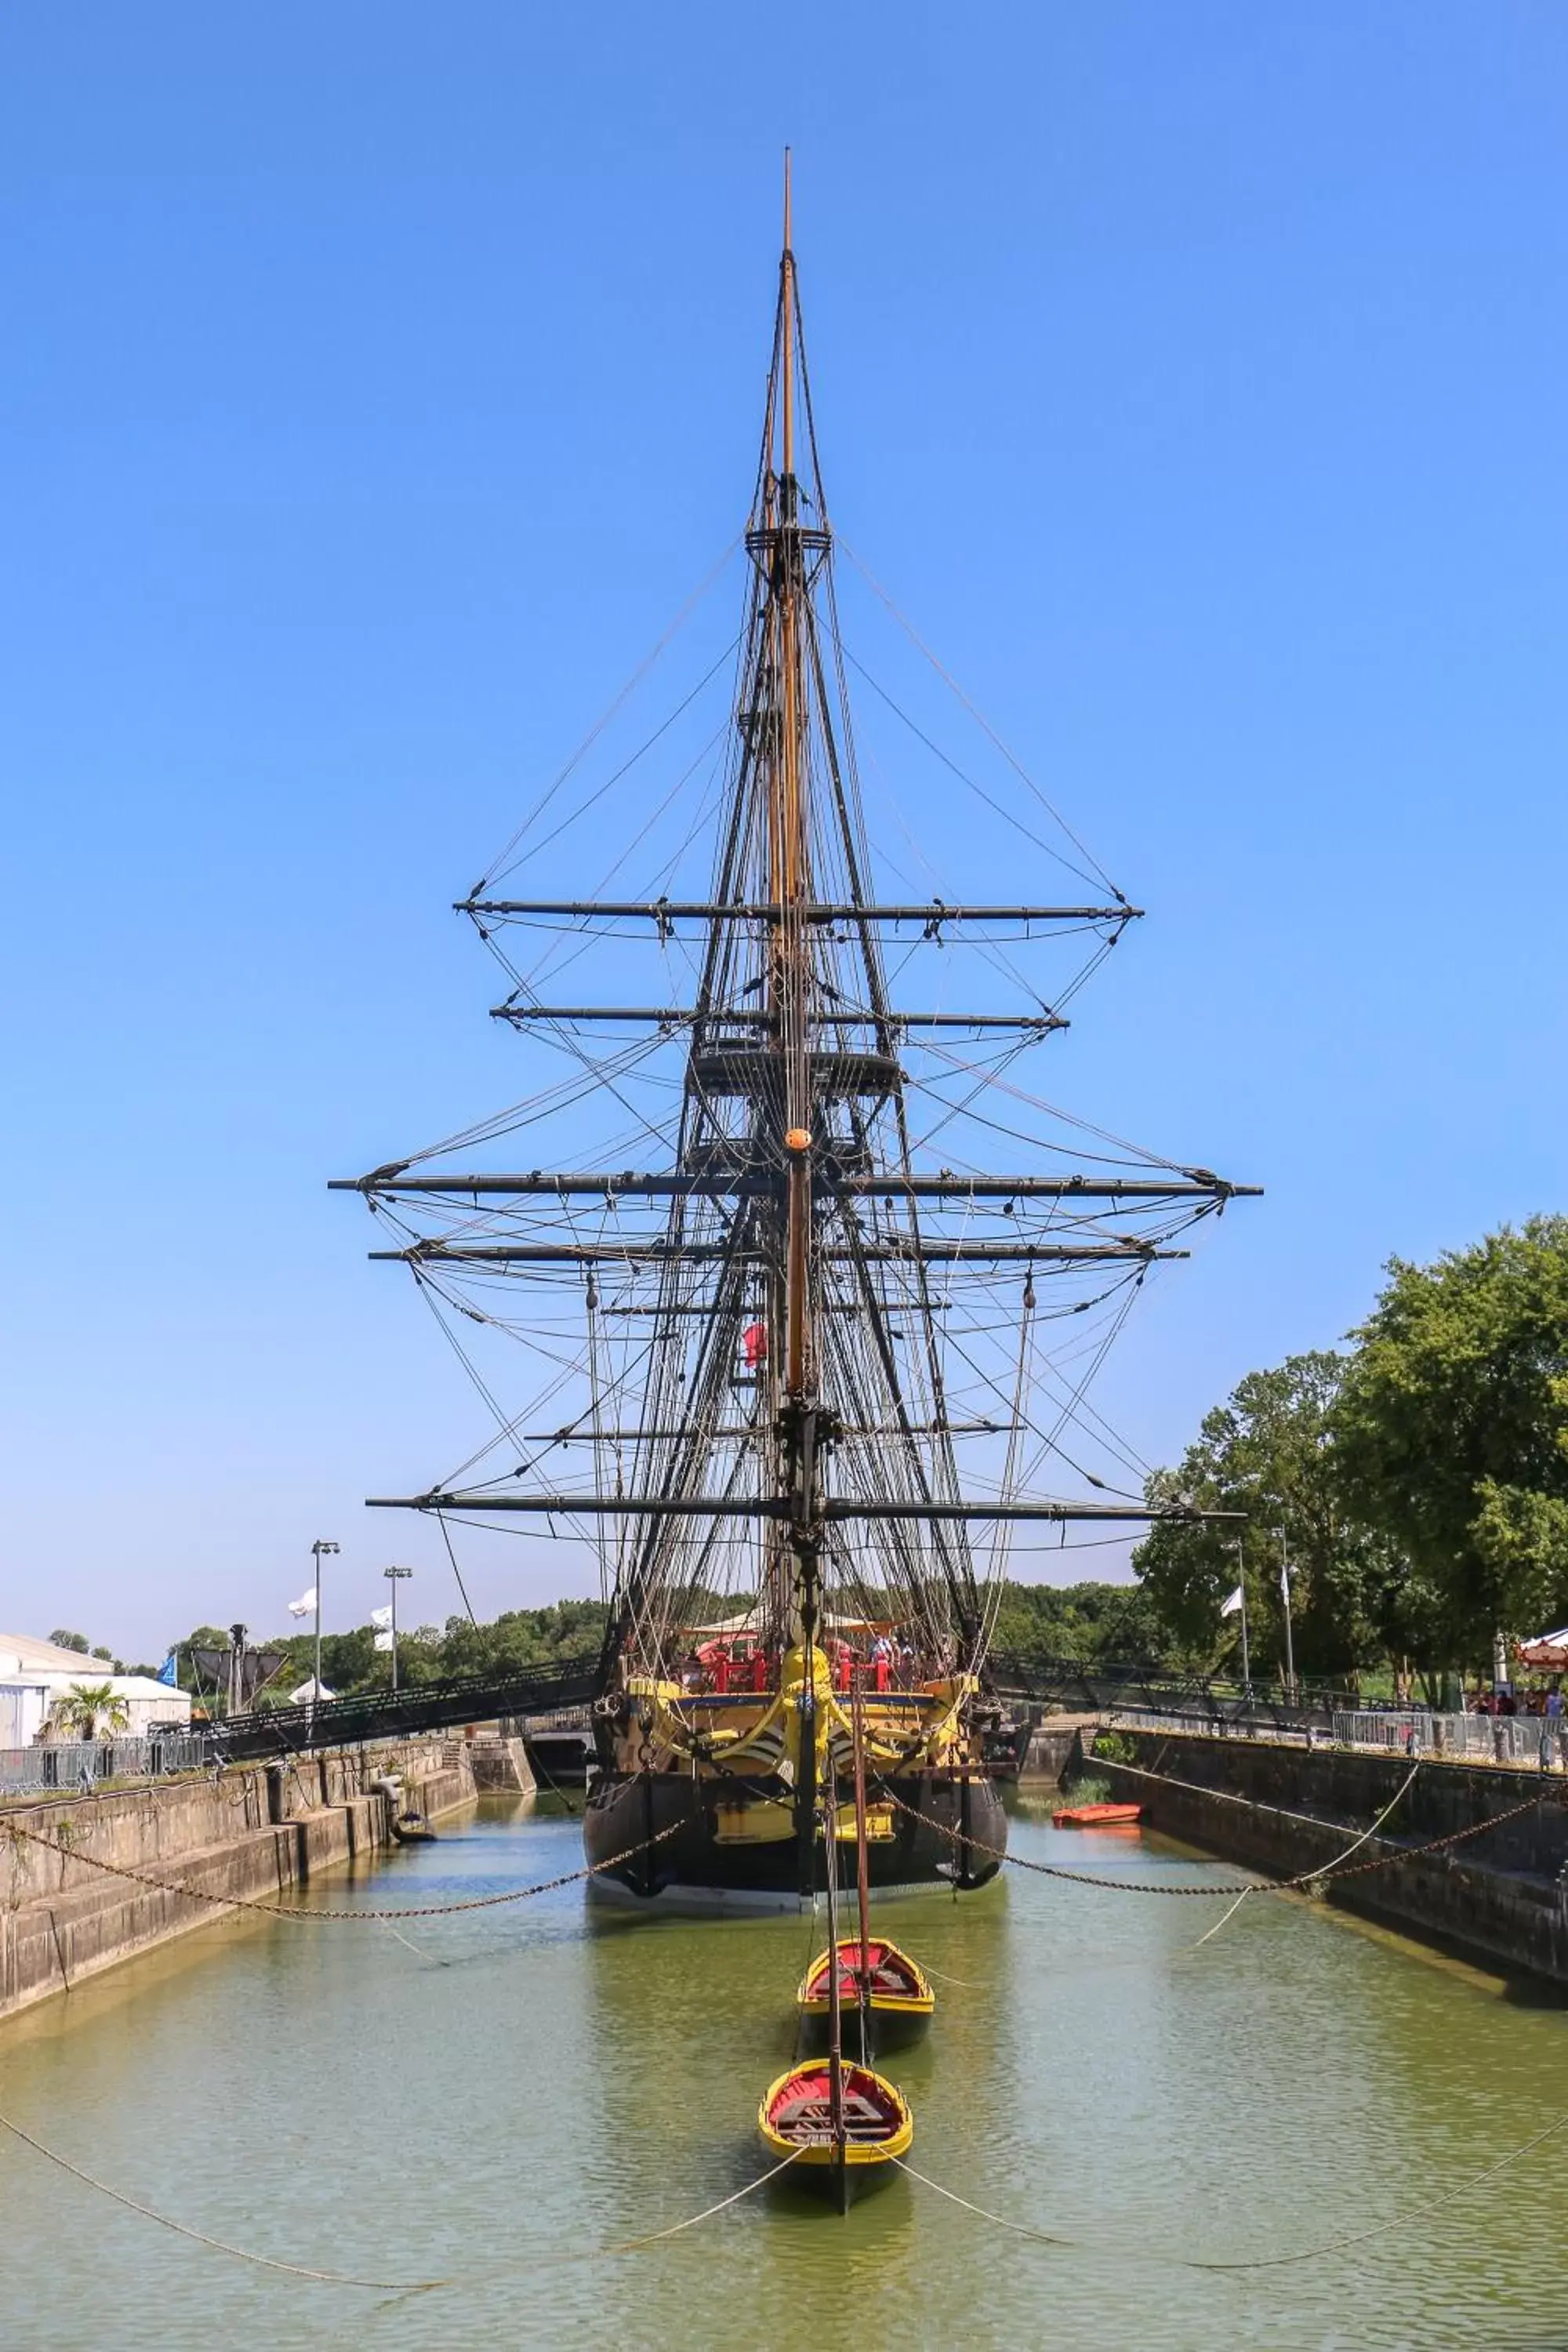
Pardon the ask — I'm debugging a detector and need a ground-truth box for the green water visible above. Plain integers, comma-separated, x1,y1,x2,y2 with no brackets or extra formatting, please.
4,1794,1567,2351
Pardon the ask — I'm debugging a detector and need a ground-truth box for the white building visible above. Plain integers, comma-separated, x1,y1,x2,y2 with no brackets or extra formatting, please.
0,1633,193,1747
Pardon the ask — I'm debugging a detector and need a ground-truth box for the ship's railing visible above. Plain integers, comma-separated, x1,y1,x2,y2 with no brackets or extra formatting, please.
0,1734,216,1795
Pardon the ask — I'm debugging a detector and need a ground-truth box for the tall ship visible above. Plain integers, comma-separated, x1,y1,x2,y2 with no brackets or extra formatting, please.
334,170,1255,1908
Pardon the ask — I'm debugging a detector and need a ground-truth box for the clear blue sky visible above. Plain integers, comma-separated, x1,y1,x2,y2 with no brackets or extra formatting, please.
4,4,1565,1657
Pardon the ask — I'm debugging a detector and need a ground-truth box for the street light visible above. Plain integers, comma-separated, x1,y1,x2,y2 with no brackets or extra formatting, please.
1273,1526,1295,1699
310,1540,339,1721
383,1566,413,1693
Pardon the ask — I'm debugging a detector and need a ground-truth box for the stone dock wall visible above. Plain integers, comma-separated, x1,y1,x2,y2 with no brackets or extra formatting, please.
0,1733,516,2024
1092,1730,1568,1984
1020,1714,1102,1783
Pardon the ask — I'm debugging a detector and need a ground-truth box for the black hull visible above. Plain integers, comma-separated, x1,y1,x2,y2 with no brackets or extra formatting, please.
583,1768,1005,1905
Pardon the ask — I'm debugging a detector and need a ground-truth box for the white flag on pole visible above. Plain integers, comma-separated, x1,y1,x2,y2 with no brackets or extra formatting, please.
1220,1585,1244,1617
373,1630,395,1652
370,1605,394,1628
288,1587,317,1619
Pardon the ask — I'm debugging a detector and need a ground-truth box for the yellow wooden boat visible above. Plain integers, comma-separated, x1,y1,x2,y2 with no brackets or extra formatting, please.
797,1938,935,2041
758,2060,913,2202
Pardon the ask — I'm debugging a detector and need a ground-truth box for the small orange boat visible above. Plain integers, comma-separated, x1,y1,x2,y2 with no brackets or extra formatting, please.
1053,1801,1145,1828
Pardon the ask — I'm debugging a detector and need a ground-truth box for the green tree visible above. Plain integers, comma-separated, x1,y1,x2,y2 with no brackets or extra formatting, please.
1334,1217,1568,1668
1132,1351,1406,1681
989,1580,1175,1664
49,1629,89,1653
47,1682,131,1740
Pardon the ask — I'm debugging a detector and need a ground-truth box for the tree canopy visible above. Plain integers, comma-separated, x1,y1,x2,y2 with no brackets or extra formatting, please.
988,1578,1173,1664
1334,1216,1568,1665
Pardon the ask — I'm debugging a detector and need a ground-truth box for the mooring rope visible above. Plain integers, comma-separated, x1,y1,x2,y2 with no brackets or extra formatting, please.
2,1815,684,1923
0,2107,800,2291
891,2156,1072,2245
0,2109,445,2291
1178,2107,1568,2270
895,2106,1568,2274
1181,1882,1254,1949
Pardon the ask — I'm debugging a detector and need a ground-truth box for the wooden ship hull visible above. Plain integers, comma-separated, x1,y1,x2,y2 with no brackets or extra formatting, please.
585,1640,1005,1905
584,1757,1004,1907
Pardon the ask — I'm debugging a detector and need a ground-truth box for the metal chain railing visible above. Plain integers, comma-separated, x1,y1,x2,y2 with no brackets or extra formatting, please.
876,1769,1551,1898
4,1811,684,1924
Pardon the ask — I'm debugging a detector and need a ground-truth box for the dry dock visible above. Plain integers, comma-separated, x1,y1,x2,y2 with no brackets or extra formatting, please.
0,1733,533,2021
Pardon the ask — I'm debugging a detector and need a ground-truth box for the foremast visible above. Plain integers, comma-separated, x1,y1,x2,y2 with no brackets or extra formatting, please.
767,152,832,1882
768,151,827,1671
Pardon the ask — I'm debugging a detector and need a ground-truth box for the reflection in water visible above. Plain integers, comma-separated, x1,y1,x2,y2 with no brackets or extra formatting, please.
4,1795,1568,2349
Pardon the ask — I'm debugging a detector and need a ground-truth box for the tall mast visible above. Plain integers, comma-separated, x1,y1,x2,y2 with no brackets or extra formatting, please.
771,149,826,1891
777,146,810,1408
337,158,1262,1722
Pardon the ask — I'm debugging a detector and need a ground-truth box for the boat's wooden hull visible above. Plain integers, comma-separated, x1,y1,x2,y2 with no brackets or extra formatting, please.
797,1940,935,2053
1053,1801,1145,1828
583,1767,1005,1907
766,2141,903,2205
758,2063,912,2206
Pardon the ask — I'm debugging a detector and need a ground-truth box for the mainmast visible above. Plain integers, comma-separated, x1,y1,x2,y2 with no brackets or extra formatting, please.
767,153,825,1675
766,154,830,1885
333,165,1261,1724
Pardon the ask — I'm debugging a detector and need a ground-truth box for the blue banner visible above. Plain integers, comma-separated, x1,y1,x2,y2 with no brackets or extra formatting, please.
157,1650,179,1687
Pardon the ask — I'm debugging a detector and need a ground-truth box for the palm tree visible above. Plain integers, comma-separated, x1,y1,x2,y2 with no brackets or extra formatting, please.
46,1682,131,1742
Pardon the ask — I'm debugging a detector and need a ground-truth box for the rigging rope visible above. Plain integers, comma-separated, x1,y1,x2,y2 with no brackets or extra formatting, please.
475,532,742,892
835,535,1124,899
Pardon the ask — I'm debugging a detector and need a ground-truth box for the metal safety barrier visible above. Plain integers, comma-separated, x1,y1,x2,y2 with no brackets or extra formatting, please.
1103,1702,1568,1771
0,1735,217,1795
1331,1710,1568,1767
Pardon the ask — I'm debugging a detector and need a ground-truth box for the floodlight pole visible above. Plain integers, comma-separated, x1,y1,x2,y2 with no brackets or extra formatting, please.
310,1540,339,1726
384,1566,413,1693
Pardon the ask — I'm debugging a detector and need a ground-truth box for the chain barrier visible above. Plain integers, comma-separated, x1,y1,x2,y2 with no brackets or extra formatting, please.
3,1813,684,1924
1092,1753,1553,1884
875,1769,1548,1898
1320,1790,1546,1879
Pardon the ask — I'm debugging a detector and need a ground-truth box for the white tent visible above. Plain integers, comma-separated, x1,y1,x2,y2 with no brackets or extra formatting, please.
289,1678,336,1704
0,1639,193,1747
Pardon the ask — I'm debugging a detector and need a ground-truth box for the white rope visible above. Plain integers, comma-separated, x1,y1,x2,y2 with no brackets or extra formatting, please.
0,2107,800,2292
895,2106,1568,2275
